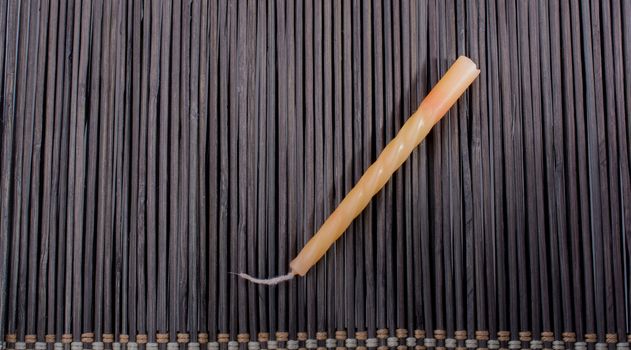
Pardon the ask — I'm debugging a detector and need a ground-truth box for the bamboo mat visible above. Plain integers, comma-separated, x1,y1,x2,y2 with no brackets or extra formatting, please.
0,0,630,349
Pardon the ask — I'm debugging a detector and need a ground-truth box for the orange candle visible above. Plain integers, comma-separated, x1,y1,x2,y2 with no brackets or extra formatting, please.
239,56,479,284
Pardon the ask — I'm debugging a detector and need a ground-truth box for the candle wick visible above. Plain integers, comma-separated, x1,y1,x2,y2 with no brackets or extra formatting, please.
232,271,296,285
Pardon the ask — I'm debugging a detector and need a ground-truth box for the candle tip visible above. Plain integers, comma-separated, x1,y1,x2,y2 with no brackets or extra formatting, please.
233,271,295,285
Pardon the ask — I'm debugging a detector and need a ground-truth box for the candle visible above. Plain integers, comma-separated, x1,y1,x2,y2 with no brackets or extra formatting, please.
238,56,479,284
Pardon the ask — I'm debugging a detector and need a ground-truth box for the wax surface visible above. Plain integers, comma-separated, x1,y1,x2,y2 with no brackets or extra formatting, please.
289,56,480,276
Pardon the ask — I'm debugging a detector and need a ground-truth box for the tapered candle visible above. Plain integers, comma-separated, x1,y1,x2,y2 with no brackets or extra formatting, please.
238,56,480,284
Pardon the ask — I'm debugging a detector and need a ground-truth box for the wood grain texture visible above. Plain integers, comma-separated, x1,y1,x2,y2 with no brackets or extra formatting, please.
0,0,629,344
